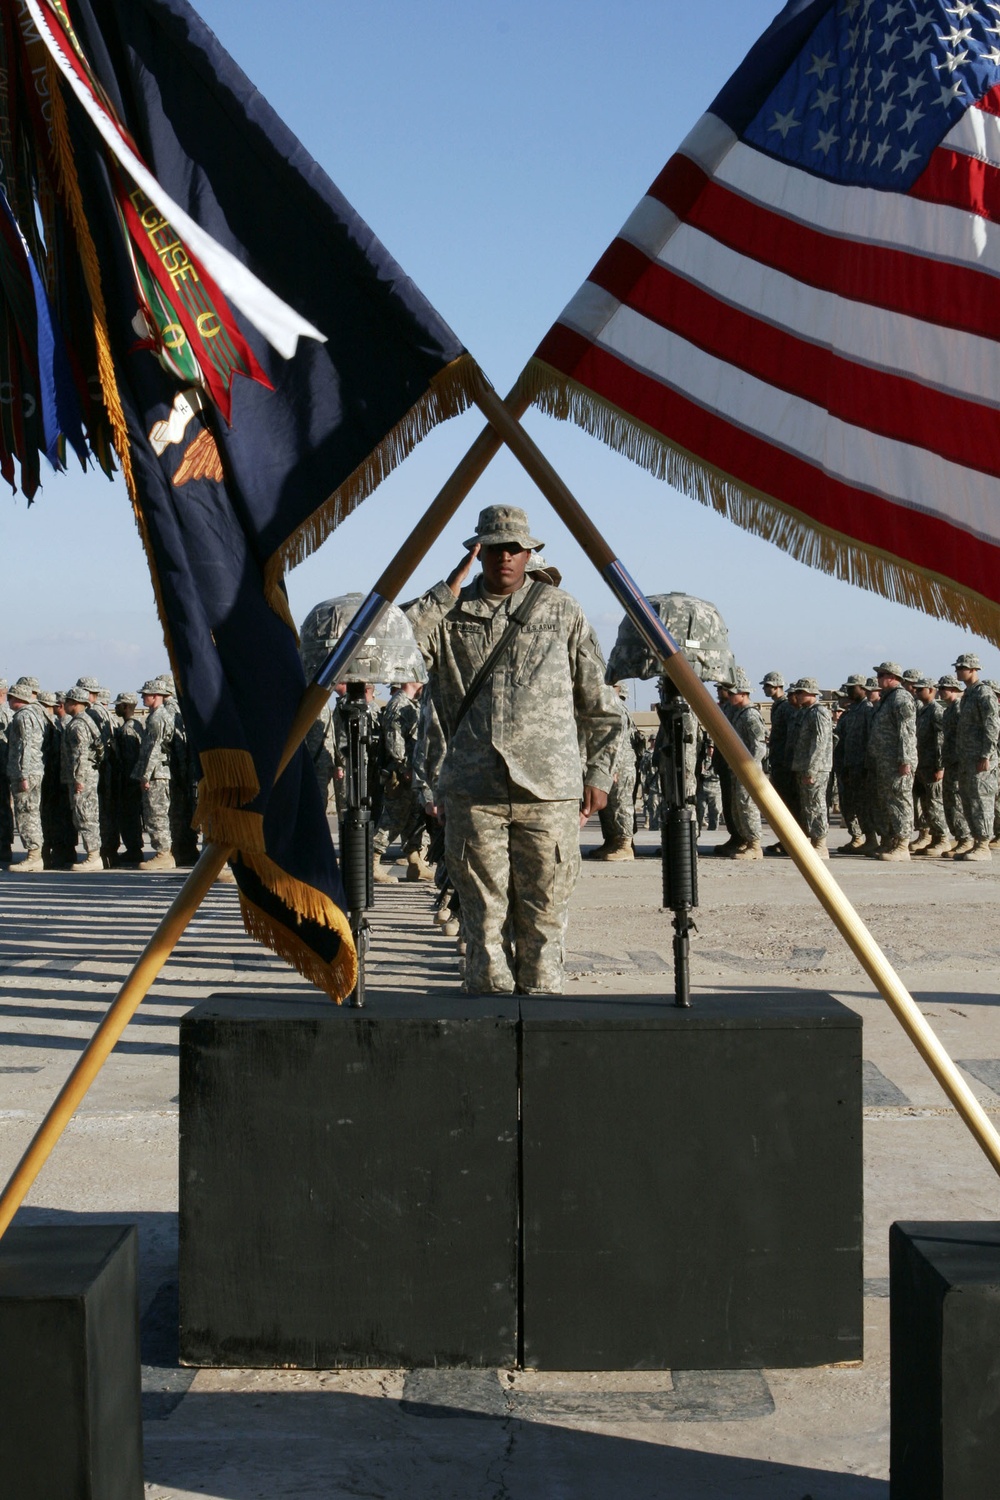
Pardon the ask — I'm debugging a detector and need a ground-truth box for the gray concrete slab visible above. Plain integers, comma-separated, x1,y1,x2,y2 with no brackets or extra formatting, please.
1,819,999,1495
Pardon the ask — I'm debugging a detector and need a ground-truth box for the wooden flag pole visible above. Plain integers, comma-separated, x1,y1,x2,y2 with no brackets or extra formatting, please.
0,390,529,1243
471,374,1000,1182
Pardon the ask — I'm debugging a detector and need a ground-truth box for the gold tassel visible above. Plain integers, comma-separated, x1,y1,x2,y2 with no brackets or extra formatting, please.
196,749,261,809
239,892,357,1002
263,353,479,610
519,359,1000,649
196,805,267,853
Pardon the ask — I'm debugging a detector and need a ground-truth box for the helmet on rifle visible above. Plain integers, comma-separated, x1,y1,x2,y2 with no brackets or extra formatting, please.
299,594,428,685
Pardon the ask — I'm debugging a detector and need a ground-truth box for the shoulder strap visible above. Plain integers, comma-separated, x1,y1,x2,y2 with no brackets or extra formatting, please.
451,581,547,736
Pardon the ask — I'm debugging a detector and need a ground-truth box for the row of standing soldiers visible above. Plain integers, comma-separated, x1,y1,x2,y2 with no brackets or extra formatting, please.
709,652,1000,863
0,674,199,871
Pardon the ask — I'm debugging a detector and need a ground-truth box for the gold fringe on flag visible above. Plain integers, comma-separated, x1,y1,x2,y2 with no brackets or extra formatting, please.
195,749,261,814
519,358,1000,649
263,353,479,612
239,890,357,1003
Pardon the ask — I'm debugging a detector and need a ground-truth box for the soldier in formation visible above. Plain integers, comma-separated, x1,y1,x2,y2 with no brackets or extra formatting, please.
715,667,765,859
135,678,176,870
61,685,103,872
6,678,50,871
372,680,433,882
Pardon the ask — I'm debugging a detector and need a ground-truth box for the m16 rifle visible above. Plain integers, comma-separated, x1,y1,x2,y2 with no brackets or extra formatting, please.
299,594,427,1007
605,593,736,1009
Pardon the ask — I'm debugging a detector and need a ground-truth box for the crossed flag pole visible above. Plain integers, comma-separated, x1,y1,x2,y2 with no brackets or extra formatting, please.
1,364,999,1243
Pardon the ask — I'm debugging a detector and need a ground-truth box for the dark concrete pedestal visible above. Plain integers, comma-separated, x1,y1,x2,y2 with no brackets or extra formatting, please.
180,991,862,1371
179,996,520,1368
521,994,862,1369
0,1224,143,1500
890,1221,1000,1499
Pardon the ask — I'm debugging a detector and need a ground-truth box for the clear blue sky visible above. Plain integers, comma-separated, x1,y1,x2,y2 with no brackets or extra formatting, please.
2,0,997,702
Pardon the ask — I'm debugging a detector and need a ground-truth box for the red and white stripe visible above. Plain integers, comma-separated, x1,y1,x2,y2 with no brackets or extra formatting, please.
534,94,1000,608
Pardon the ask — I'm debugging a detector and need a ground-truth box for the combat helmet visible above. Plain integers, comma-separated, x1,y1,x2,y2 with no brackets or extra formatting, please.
605,593,736,685
299,594,428,685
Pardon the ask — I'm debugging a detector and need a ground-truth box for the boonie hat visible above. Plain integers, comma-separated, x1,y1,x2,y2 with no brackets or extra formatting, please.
139,678,167,696
65,685,90,704
901,668,925,684
36,690,57,707
954,652,981,670
21,676,39,691
760,671,784,687
874,661,904,678
116,690,138,707
723,667,752,693
790,676,820,694
937,674,961,690
8,678,35,701
464,504,543,552
840,673,867,691
76,675,99,692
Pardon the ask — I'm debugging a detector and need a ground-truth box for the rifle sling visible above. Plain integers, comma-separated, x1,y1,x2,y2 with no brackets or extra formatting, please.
451,580,547,736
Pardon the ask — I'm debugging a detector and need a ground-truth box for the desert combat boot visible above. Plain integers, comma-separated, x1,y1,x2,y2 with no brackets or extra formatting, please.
732,840,763,860
72,850,102,872
10,848,44,872
592,838,635,862
879,837,910,861
956,840,992,862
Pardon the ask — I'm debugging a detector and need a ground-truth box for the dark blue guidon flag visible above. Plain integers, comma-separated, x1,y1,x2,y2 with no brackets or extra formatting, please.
39,0,473,998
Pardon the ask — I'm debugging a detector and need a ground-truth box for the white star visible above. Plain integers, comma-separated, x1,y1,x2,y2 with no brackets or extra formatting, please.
940,78,965,105
872,138,892,166
901,73,926,100
906,35,934,63
936,49,969,73
942,25,972,46
882,0,905,20
901,103,925,132
848,93,860,121
878,97,894,124
769,108,801,140
910,10,937,31
814,125,840,156
876,64,898,92
857,133,872,162
945,1,977,16
863,59,874,89
845,132,858,161
848,61,860,88
812,84,839,116
807,51,836,80
895,144,920,172
986,23,1000,36
879,26,901,53
985,46,1000,64
862,94,874,121
848,23,862,49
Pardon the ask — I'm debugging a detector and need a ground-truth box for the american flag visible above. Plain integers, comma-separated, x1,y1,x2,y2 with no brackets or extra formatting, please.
522,0,1000,644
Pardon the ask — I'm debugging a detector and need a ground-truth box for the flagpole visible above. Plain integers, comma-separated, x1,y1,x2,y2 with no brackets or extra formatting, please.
0,391,529,1244
470,374,1000,1182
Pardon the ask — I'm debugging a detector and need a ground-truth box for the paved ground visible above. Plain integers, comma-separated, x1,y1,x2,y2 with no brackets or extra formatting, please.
2,819,999,1498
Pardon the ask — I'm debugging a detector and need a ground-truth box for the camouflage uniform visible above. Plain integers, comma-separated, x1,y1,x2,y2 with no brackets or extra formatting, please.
726,689,766,846
791,694,834,843
113,710,145,864
62,711,102,855
7,698,50,854
695,732,721,831
868,682,917,846
407,555,618,996
598,692,637,849
956,680,1000,842
913,695,948,840
0,687,13,860
940,692,970,845
837,695,875,845
135,702,173,853
167,702,199,864
305,702,336,814
83,695,117,864
767,694,799,820
373,689,427,862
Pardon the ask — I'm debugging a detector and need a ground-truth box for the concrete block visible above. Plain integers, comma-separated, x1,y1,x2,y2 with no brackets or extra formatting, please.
180,996,519,1368
890,1221,1000,1499
0,1224,142,1499
520,993,863,1369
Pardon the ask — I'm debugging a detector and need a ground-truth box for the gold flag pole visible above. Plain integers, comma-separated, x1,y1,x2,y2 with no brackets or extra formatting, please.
0,391,528,1243
470,372,1000,1181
